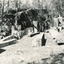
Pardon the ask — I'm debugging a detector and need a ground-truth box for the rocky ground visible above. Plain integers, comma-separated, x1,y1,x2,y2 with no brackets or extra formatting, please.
0,29,64,64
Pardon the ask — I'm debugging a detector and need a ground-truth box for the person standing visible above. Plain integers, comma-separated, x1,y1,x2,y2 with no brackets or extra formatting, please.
53,16,58,28
58,14,63,26
41,32,46,46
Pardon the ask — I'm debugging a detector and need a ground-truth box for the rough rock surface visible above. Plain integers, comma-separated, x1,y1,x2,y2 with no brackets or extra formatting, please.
0,30,64,64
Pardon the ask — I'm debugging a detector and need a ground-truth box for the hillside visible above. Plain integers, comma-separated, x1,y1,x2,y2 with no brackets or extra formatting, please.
0,29,64,64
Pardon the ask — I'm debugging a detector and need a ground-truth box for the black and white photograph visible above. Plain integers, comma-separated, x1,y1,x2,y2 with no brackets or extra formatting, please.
0,0,64,64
